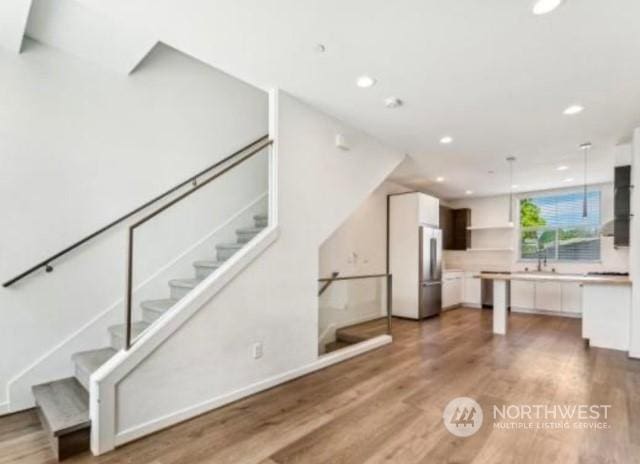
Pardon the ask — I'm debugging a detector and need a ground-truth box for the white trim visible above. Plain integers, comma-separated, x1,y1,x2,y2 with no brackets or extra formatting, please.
462,303,482,309
5,192,266,412
113,334,391,447
510,307,582,319
0,402,9,416
318,323,337,346
91,225,279,454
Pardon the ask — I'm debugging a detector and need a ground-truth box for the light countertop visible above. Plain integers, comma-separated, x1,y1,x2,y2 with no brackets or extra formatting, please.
478,272,632,286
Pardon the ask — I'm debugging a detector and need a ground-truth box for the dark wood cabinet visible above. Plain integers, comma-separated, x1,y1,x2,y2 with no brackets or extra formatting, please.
440,206,454,250
440,206,471,250
614,165,631,247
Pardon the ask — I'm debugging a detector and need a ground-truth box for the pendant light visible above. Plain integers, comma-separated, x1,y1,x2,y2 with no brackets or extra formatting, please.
579,142,592,218
506,156,516,224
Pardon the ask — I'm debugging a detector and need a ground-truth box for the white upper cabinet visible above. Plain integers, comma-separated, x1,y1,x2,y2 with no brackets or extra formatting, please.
418,193,440,227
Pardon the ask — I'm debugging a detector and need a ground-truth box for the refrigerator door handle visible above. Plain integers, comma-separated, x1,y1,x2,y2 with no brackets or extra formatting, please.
430,238,437,281
421,281,441,287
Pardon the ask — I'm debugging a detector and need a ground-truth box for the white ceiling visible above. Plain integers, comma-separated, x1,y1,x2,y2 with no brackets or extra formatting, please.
76,0,640,199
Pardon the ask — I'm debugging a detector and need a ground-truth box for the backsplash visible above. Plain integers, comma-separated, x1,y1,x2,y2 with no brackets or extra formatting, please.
444,236,629,273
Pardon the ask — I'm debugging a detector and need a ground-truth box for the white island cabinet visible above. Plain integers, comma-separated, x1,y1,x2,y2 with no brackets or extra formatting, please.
582,284,631,351
483,272,632,353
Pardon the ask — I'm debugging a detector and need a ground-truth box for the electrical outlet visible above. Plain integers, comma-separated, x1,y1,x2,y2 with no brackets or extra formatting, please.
252,342,263,359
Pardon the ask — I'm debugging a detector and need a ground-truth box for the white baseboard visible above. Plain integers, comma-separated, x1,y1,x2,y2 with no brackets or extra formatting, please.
511,307,582,319
0,402,9,416
113,335,391,447
462,303,482,309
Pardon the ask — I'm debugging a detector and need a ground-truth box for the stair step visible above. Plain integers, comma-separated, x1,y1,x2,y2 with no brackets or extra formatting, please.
236,226,264,244
108,321,150,350
169,278,202,299
71,348,117,391
254,213,268,228
325,340,352,353
33,378,90,460
193,260,222,279
141,298,177,323
216,243,243,261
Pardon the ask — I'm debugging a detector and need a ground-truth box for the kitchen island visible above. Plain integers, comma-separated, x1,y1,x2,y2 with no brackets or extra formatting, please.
479,272,632,352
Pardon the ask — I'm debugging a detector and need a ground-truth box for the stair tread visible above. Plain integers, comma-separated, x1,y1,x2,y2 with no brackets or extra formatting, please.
169,278,202,288
236,226,264,234
108,321,150,339
193,260,222,269
216,242,243,250
72,348,117,376
141,298,177,313
32,378,89,437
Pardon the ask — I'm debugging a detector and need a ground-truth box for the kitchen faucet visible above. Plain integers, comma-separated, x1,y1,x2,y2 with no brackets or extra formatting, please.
537,250,547,272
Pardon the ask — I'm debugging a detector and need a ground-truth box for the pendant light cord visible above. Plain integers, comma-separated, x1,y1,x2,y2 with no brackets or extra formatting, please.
581,143,591,218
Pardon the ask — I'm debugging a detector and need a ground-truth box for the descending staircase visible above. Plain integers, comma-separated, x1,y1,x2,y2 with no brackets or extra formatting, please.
324,317,388,353
32,213,268,460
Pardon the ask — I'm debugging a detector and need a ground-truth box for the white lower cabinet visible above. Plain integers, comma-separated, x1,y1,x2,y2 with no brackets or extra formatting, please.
511,281,535,309
510,279,582,317
561,282,582,315
462,273,481,306
443,272,463,309
535,282,562,312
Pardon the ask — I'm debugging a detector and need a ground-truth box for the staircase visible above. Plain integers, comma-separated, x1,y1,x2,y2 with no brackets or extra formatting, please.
32,213,268,460
324,317,388,353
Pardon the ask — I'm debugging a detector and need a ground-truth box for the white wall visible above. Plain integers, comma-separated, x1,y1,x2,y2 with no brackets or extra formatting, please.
319,180,408,277
0,40,268,412
110,91,403,439
0,0,31,53
317,181,408,350
444,183,629,274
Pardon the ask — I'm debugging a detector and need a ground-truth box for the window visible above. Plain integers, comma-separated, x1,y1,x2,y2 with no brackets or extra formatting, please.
519,191,601,261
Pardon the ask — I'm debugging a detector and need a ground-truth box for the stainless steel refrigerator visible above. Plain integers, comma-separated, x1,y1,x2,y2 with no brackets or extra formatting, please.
419,226,443,318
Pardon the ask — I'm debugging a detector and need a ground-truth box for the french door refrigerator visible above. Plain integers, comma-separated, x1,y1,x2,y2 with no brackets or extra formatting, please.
419,226,443,318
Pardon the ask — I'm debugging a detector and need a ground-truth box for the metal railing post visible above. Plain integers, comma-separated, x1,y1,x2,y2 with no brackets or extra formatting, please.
125,228,134,350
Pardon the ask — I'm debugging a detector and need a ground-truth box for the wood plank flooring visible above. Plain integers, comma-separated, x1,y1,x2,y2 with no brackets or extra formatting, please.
2,308,640,463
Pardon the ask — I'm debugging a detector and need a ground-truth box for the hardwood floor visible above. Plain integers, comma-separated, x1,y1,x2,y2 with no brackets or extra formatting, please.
2,308,640,463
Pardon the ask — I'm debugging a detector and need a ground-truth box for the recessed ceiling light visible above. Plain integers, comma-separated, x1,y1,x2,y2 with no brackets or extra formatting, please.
564,177,574,182
557,165,569,171
436,176,445,183
356,75,376,88
440,136,453,144
563,104,584,115
532,0,565,15
465,190,473,195
384,97,403,108
512,184,519,189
